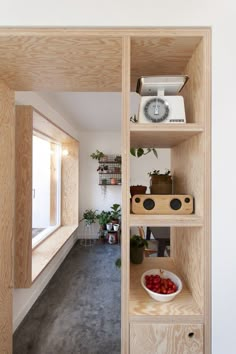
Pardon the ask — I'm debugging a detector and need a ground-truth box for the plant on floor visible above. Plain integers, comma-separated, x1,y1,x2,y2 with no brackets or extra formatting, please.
96,210,112,229
81,209,98,225
110,203,121,223
130,235,148,264
115,258,121,269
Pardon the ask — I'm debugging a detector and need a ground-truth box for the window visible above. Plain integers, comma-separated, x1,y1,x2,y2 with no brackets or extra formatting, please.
32,133,61,248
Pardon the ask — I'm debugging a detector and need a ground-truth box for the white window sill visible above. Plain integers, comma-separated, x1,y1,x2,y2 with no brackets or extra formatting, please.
32,225,78,282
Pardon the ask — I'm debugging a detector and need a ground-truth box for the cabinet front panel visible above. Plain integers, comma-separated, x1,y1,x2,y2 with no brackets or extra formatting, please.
130,323,203,354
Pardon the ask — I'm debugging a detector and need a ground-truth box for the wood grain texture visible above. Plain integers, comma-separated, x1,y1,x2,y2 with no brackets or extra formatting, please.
50,142,58,225
202,30,212,354
129,258,201,319
33,109,75,143
130,123,203,148
0,81,14,354
130,323,203,354
131,195,193,215
0,28,208,92
181,38,205,124
131,36,201,91
61,141,79,225
0,35,122,91
129,214,203,227
32,225,78,281
171,227,204,313
15,106,33,288
121,36,131,354
171,133,205,313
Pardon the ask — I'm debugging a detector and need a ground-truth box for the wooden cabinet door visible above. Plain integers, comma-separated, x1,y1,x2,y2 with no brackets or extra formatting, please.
130,323,203,354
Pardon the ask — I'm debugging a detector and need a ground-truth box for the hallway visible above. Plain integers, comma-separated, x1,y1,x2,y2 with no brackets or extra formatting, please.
13,242,121,354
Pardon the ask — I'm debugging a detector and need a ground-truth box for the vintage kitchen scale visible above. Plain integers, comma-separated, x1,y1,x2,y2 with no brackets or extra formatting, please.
136,75,189,123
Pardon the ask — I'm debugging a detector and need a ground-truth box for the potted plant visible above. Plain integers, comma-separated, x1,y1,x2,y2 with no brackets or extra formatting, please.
130,235,148,264
81,209,98,225
96,210,112,229
90,149,106,161
148,169,172,194
114,155,122,163
110,203,121,224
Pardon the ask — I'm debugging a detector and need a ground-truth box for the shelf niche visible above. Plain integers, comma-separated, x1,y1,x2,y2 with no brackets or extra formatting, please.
128,29,211,354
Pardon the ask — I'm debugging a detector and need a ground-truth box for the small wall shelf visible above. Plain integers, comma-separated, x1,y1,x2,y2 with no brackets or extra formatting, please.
98,154,121,185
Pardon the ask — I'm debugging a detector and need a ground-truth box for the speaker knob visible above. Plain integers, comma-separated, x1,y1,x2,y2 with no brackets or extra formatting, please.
143,198,155,210
170,198,182,210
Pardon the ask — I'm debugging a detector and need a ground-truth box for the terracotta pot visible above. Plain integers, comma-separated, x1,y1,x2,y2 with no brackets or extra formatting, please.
130,185,147,197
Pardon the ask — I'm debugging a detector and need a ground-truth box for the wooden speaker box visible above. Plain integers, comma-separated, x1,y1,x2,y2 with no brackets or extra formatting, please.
131,195,193,215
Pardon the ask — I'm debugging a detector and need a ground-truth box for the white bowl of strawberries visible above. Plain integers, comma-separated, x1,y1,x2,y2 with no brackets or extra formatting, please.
141,269,182,302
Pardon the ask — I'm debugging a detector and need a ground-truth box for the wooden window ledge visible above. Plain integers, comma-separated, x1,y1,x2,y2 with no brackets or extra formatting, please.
32,225,78,282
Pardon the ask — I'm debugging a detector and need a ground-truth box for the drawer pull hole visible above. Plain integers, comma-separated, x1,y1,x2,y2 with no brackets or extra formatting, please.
188,332,194,338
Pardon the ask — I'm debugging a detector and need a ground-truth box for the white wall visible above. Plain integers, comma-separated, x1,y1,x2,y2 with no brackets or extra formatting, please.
78,131,122,218
4,2,236,352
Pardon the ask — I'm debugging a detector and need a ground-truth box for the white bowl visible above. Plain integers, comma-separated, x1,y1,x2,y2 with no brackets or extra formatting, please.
141,269,183,302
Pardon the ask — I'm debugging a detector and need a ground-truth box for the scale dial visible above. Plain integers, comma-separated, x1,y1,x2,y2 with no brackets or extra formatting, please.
143,97,169,122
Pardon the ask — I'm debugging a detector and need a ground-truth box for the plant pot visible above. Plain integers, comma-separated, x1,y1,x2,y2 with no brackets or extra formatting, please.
130,246,145,264
110,178,117,185
150,175,172,195
130,185,147,197
106,223,113,231
113,224,119,231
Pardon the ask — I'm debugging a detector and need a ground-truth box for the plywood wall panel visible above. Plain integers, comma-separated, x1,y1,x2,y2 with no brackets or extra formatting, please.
181,39,205,124
61,141,79,225
15,106,33,288
0,81,15,354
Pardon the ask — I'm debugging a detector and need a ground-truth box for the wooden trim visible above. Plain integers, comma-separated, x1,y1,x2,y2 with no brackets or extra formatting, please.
0,81,15,354
32,225,78,282
121,36,131,354
15,106,33,288
130,123,204,148
202,28,212,354
50,142,58,225
0,27,211,37
61,141,79,225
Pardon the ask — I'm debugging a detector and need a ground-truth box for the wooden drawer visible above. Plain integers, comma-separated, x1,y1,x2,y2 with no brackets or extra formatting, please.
130,323,203,354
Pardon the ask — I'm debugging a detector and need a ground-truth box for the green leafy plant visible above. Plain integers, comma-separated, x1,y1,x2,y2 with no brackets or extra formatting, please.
115,258,121,268
148,169,171,177
90,150,105,160
130,147,158,159
81,209,98,225
97,210,112,226
110,203,121,220
130,235,148,249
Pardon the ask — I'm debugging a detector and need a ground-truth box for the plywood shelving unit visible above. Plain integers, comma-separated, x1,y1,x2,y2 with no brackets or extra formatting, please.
0,28,210,354
126,29,211,354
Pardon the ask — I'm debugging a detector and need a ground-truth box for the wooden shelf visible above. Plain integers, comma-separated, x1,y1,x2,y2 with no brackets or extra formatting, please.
129,257,202,321
129,214,203,227
130,123,203,148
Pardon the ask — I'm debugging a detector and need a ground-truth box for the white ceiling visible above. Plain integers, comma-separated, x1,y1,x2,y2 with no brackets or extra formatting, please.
38,92,140,132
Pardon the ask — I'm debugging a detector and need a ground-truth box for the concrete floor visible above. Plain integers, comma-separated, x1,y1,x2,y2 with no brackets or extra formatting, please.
13,241,121,354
